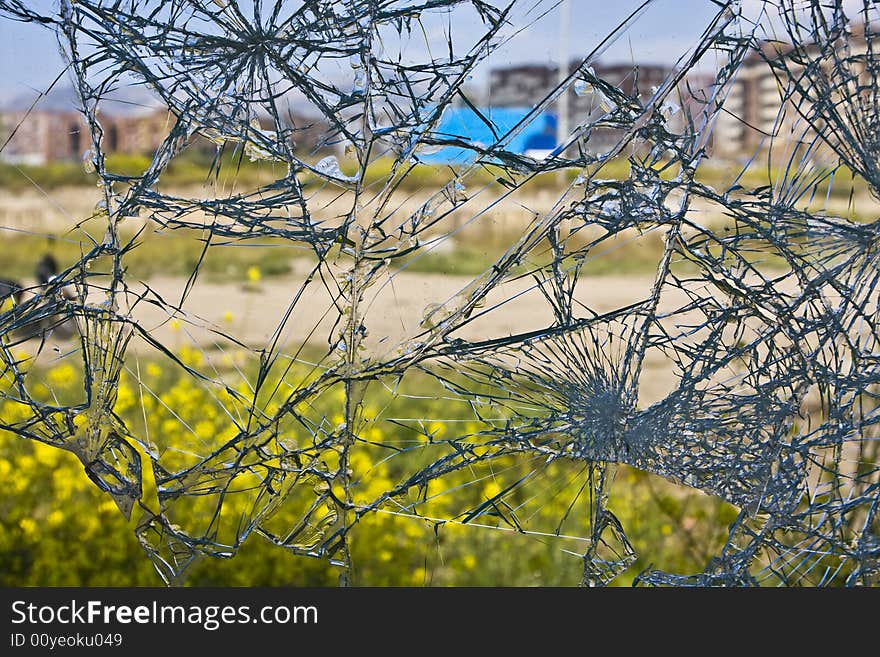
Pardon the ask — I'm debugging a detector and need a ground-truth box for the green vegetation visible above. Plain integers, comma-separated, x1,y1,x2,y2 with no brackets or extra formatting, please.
694,159,871,200
0,147,873,202
0,351,737,586
0,150,867,285
0,150,578,193
0,152,285,191
0,229,299,282
0,217,789,285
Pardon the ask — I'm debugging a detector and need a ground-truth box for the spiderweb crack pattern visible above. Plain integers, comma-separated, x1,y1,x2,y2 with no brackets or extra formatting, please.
0,0,878,586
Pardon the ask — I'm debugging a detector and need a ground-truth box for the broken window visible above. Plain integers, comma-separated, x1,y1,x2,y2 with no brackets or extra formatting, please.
0,0,878,586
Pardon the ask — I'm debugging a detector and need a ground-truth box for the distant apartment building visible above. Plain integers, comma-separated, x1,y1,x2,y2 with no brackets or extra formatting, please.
488,64,561,108
0,106,334,164
588,63,672,102
713,26,871,157
0,110,83,165
489,61,673,112
713,46,785,156
0,109,172,165
488,60,704,154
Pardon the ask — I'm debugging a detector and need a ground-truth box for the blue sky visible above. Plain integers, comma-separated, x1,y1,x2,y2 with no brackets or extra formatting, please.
0,1,726,104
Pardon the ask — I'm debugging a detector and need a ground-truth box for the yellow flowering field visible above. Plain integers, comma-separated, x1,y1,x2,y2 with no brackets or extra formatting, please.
0,345,738,586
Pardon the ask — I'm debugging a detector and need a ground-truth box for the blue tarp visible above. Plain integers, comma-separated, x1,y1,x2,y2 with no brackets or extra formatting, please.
417,106,558,165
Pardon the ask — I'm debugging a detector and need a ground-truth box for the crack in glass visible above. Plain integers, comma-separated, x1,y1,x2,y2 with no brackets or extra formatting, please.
0,0,878,586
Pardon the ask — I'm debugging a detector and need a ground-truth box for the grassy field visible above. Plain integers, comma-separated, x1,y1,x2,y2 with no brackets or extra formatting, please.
0,223,690,285
0,228,300,283
0,153,869,586
0,350,738,586
1,149,871,199
1,149,873,287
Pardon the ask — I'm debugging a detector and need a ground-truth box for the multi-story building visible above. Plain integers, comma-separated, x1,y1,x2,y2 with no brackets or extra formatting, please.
488,60,709,154
713,25,871,158
489,61,674,109
1,110,83,165
488,64,561,108
0,109,174,165
591,62,672,102
713,45,784,157
0,106,335,165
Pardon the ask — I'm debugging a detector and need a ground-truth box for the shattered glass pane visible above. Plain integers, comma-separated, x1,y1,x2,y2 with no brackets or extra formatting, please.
0,0,878,586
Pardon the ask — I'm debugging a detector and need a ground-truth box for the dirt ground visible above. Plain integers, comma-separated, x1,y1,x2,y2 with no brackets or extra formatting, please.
0,184,829,408
36,258,683,405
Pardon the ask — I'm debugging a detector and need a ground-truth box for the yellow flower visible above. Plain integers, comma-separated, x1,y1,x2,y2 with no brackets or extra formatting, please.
247,266,261,284
409,566,426,585
18,454,36,472
19,518,37,537
195,420,215,440
35,443,60,468
114,383,136,413
46,510,64,527
169,318,181,331
98,500,118,514
482,480,502,499
178,345,204,367
161,419,180,436
223,311,234,323
47,364,77,388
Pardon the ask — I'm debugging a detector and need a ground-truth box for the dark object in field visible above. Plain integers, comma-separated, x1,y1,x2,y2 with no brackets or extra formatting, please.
5,255,80,341
36,253,77,301
0,278,23,307
35,253,59,287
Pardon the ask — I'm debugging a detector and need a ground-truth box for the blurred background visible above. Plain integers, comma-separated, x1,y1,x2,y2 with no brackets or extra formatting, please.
0,0,876,586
